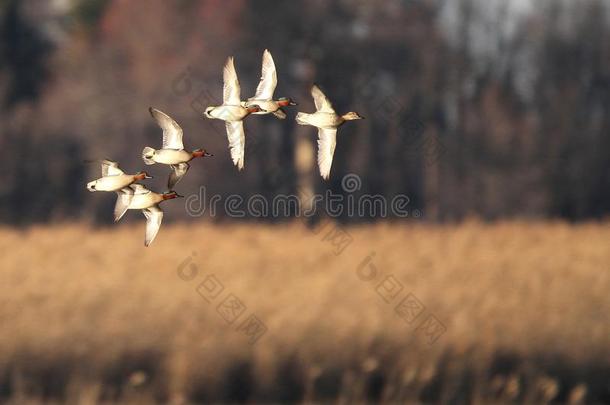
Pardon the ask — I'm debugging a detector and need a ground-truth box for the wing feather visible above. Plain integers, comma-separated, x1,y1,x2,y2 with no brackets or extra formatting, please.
168,163,189,189
317,128,337,180
223,57,241,105
251,49,277,101
131,184,151,195
311,85,335,113
101,160,124,176
225,121,245,170
143,206,163,247
149,107,184,150
114,187,134,222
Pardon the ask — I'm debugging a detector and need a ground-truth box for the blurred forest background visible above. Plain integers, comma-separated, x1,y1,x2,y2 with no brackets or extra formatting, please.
1,0,609,224
1,2,610,403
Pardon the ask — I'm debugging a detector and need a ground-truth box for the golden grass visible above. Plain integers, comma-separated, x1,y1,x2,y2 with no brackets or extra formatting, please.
0,221,609,404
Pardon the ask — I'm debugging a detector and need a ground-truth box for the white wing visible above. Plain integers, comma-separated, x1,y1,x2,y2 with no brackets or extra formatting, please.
311,84,335,113
250,49,277,101
225,121,245,170
223,57,241,105
317,127,337,180
131,184,151,195
143,205,163,247
168,163,189,189
101,160,124,176
149,107,184,150
114,187,134,222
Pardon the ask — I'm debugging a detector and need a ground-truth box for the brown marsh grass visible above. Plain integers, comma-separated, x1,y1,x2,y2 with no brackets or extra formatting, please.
0,221,609,404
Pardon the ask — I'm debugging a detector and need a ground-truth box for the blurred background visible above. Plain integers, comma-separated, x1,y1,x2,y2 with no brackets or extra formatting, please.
1,0,609,224
1,0,609,404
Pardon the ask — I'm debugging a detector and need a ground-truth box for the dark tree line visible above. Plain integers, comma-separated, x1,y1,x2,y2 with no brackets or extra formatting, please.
0,0,608,224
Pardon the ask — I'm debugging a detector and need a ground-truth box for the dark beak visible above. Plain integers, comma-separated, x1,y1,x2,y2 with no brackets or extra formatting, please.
204,152,213,157
175,194,184,198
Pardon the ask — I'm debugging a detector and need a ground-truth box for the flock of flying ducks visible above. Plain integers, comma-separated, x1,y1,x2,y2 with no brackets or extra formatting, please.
87,50,364,246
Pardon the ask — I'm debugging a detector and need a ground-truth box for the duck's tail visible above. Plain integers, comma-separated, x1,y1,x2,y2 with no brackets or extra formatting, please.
295,112,309,126
142,147,156,165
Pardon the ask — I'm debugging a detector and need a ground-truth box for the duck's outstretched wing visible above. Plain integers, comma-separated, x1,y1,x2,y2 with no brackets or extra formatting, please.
114,186,134,222
143,205,163,247
168,163,189,189
131,184,151,195
100,160,124,176
223,57,241,105
149,107,184,150
317,127,337,180
225,121,245,170
250,49,277,101
311,84,335,113
84,159,123,176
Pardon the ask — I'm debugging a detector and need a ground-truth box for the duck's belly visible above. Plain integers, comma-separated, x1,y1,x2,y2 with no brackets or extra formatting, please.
128,194,159,210
310,112,342,128
95,175,133,191
211,105,248,121
154,149,191,164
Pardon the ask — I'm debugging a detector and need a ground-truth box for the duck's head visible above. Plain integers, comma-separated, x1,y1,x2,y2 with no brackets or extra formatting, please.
246,104,265,114
278,97,297,107
342,112,365,121
204,107,215,118
162,191,183,200
135,171,153,180
192,148,213,158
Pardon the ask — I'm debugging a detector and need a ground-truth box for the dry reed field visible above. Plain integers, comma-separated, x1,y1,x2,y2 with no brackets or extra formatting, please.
0,221,609,404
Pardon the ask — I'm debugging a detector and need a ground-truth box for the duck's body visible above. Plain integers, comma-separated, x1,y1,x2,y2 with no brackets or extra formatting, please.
117,185,182,246
203,57,263,170
88,174,139,192
242,100,279,115
243,99,295,119
295,111,347,129
204,104,251,122
127,189,165,210
242,50,296,119
143,108,212,189
86,160,152,222
145,148,194,165
86,160,150,192
296,85,364,180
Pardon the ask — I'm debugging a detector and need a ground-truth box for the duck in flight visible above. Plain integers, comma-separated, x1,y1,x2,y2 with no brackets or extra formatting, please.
142,107,212,189
86,159,152,221
296,84,364,180
203,57,264,170
116,184,182,247
242,49,296,119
